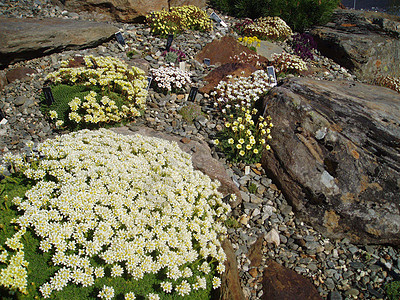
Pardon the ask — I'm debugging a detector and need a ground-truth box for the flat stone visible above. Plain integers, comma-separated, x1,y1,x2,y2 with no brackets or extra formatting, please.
0,17,118,68
6,67,37,83
262,259,322,300
14,96,27,106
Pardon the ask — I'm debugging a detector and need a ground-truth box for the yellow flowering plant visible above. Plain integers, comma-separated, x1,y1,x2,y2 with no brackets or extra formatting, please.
0,129,232,299
43,55,148,130
238,36,261,52
146,5,213,36
214,108,273,164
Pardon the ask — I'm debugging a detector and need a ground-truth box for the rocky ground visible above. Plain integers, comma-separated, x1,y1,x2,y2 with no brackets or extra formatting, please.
0,1,399,300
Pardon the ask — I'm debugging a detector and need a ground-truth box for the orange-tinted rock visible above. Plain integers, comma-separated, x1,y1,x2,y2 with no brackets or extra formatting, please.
219,239,246,300
169,0,207,8
247,234,264,268
196,35,261,67
200,62,258,94
58,0,168,22
6,67,37,83
262,259,322,300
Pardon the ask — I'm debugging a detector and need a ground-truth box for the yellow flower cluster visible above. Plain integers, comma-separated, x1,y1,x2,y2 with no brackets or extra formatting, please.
238,36,261,50
4,129,231,298
244,16,292,40
45,55,148,126
214,108,273,164
271,51,308,74
61,91,138,125
146,5,213,36
0,228,29,295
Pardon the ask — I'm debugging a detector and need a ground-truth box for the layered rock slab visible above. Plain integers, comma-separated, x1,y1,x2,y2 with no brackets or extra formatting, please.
311,9,400,82
0,17,118,68
261,77,400,245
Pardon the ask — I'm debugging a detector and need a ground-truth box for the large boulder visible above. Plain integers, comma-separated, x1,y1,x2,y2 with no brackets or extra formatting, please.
53,0,206,22
0,17,118,68
260,77,400,246
262,259,322,300
311,9,400,82
111,126,242,208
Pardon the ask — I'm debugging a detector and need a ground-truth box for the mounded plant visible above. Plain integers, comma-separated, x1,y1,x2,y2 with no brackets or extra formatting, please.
43,55,148,130
236,16,292,41
150,65,192,94
270,52,308,74
291,33,317,61
146,5,213,36
0,129,232,299
214,108,273,164
375,75,400,93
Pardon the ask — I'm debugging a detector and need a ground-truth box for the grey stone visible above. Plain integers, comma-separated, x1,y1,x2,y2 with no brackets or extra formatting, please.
328,290,342,300
0,17,118,68
14,96,27,106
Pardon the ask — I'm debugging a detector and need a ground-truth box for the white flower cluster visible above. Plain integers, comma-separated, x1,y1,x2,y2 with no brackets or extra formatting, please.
45,55,148,121
376,75,400,93
150,66,192,93
3,129,231,298
211,70,275,114
271,52,308,73
244,16,292,40
0,228,29,294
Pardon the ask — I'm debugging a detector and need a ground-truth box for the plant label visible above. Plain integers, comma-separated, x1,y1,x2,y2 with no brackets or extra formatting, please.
115,32,126,47
245,165,250,175
146,76,153,90
0,109,7,125
166,34,174,51
267,66,277,87
188,87,198,102
204,58,210,66
43,86,55,105
210,12,227,27
179,61,186,72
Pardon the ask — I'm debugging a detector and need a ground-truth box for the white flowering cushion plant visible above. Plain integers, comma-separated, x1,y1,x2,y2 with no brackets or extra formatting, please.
150,66,192,94
211,70,275,115
44,55,148,129
0,129,231,299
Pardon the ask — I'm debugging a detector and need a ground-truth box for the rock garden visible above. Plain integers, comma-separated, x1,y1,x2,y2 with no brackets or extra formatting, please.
0,0,399,299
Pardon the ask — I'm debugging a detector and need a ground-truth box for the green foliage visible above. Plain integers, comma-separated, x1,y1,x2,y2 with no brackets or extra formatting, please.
214,108,272,165
224,216,241,229
40,84,127,131
386,281,400,300
146,5,213,36
209,0,341,32
164,51,179,64
179,103,204,124
247,182,258,194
